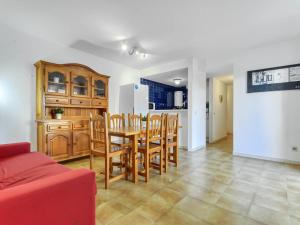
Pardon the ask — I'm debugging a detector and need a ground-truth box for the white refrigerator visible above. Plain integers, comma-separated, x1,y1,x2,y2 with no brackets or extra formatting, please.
119,83,149,116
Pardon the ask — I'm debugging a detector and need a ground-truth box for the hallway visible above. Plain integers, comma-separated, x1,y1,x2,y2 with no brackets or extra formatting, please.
208,135,233,154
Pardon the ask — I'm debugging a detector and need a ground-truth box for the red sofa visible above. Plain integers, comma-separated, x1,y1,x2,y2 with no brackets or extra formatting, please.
0,142,96,225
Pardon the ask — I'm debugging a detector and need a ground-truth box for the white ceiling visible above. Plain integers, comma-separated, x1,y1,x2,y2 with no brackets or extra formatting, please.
1,0,300,71
143,68,188,87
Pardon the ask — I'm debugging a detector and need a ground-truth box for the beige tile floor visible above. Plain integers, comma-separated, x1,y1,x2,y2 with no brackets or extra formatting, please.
207,135,233,154
63,145,300,225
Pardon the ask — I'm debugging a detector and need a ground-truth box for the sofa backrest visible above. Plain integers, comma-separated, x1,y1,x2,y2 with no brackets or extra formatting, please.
0,142,31,158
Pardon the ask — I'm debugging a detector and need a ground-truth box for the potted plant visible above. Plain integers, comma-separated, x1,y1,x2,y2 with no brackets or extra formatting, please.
141,116,147,128
52,108,64,120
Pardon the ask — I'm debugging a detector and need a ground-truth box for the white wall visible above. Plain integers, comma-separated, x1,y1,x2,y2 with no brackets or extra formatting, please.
210,78,227,142
0,24,140,150
206,79,209,138
188,57,207,151
234,39,300,163
226,84,233,134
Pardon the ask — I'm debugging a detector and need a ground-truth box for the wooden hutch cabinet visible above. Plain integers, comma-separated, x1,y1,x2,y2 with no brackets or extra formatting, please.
35,61,109,161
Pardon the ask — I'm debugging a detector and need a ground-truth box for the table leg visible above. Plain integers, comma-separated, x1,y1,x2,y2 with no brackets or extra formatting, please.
132,134,138,184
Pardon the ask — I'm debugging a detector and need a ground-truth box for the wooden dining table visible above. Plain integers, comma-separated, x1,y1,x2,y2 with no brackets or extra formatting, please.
108,125,182,184
108,127,142,184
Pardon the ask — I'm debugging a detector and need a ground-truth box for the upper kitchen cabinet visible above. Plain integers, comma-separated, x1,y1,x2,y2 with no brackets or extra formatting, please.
71,72,91,98
45,66,70,96
92,76,108,99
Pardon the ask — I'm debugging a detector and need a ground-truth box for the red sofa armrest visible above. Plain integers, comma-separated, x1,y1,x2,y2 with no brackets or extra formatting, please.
0,169,96,225
0,142,30,158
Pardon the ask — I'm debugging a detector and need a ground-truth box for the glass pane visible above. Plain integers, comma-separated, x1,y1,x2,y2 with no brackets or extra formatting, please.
73,75,88,96
48,83,66,94
48,72,66,94
73,86,87,95
73,75,88,86
48,72,65,83
94,80,105,97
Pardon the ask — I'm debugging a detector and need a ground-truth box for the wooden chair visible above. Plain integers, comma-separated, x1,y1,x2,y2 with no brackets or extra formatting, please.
128,113,144,165
107,113,131,147
128,113,145,142
128,113,142,128
89,113,129,189
138,113,164,182
107,113,132,172
164,113,179,172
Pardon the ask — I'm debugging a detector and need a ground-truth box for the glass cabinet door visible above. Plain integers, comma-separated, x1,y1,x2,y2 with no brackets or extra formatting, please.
71,73,90,97
45,68,69,96
92,76,107,99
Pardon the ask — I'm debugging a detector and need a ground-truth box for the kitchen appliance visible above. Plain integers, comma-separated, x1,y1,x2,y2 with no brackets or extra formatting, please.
174,91,183,108
119,83,149,115
148,102,155,110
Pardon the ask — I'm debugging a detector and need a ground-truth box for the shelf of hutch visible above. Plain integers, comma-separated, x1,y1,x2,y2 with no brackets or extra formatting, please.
35,61,109,162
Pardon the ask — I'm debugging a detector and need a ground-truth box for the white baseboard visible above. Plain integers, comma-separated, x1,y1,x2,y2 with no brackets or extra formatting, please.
233,152,300,165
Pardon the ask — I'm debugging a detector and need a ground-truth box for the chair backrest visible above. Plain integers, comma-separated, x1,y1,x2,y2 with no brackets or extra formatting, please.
107,113,125,129
128,113,142,128
146,113,163,143
165,113,179,138
90,112,109,153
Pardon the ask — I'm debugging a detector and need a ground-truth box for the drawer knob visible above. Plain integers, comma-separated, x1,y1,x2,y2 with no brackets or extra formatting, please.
56,100,59,102
58,126,62,129
80,101,83,104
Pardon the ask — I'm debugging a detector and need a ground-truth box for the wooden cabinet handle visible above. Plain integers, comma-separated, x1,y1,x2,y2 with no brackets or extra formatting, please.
56,99,59,102
58,126,62,129
80,101,83,104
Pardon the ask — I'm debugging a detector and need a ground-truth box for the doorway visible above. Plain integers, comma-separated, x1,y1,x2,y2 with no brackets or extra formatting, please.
206,75,233,153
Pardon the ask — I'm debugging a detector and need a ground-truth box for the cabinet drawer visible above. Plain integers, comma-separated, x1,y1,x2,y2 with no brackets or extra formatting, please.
70,99,91,106
45,97,69,105
92,99,108,108
47,124,71,132
73,120,89,130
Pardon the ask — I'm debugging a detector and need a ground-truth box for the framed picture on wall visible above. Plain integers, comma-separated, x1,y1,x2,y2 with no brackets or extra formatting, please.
247,63,300,93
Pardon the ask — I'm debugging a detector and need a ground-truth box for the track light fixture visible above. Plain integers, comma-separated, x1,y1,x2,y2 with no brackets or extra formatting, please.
121,44,148,59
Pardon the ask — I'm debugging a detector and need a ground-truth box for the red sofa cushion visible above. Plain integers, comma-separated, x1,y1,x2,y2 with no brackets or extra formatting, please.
0,152,70,190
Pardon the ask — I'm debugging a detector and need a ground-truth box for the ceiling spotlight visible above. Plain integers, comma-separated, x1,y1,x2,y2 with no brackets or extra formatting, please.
173,78,182,85
128,47,136,55
141,53,148,59
121,44,128,51
124,45,148,60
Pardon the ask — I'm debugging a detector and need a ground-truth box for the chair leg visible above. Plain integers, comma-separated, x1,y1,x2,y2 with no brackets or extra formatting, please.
124,153,128,180
160,150,163,175
90,153,94,170
109,158,113,174
119,155,123,172
145,152,149,182
164,146,168,173
174,145,178,167
105,156,110,189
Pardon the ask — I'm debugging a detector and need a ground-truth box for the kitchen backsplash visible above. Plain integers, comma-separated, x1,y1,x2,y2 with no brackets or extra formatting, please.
140,78,188,109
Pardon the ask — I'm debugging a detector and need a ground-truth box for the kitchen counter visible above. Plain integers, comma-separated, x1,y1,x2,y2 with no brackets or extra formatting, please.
150,109,188,149
149,109,187,112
